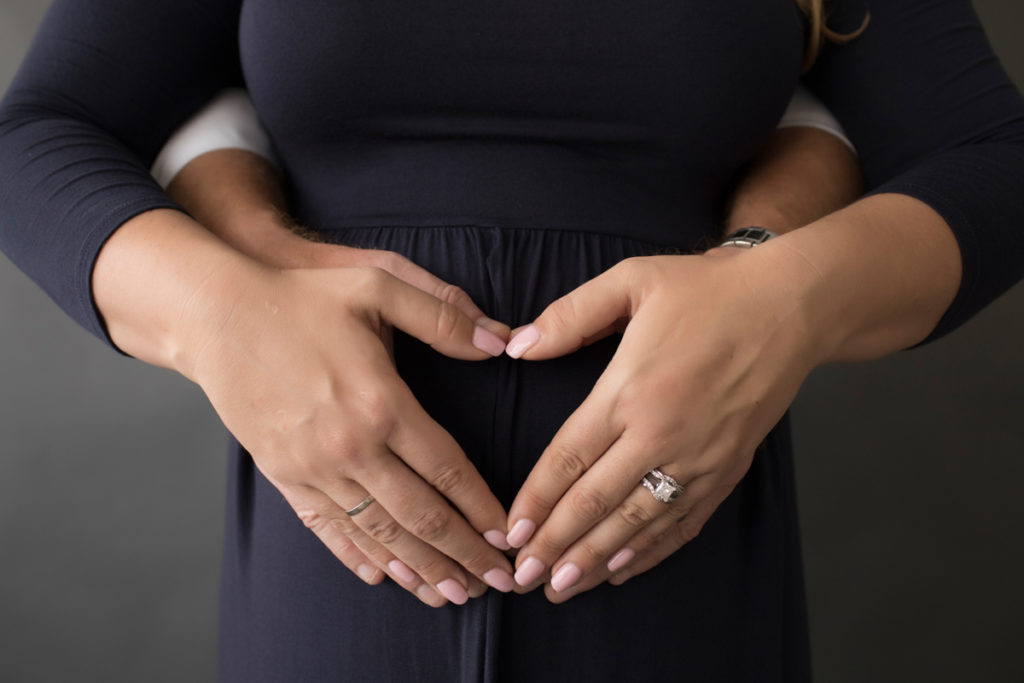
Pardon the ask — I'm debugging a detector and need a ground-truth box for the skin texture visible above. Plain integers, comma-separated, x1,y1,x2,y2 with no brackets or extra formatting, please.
154,123,865,604
504,191,960,602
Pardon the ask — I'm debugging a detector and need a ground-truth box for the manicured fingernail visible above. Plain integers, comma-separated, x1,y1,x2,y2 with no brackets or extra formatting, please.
388,559,417,584
506,519,536,548
484,529,512,550
607,548,636,573
483,568,515,593
505,325,540,359
436,579,469,605
357,564,379,582
550,562,583,593
417,583,447,606
514,556,545,587
473,326,507,357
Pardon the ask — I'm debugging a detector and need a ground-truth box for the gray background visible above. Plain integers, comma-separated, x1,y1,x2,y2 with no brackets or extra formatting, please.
0,1,1021,681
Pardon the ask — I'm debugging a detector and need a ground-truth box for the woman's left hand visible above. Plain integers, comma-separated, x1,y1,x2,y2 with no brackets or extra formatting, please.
502,246,823,601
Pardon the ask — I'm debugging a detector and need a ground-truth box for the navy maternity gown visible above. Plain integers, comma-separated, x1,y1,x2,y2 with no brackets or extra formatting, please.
1,1,1023,681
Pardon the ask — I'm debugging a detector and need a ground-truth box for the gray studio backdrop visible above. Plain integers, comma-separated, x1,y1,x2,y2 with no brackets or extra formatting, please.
1,1,1022,682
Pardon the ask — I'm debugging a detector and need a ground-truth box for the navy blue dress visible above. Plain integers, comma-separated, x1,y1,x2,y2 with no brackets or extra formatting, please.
1,1,1023,680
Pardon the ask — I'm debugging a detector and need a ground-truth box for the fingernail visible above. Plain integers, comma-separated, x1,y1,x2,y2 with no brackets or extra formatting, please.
607,547,636,573
417,583,447,607
514,556,545,587
483,568,515,593
357,564,379,582
484,529,512,550
506,519,536,548
505,325,540,359
436,579,469,605
473,326,507,357
550,562,583,593
388,559,417,584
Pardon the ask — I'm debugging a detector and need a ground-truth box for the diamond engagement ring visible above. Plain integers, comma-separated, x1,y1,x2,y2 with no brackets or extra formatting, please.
344,495,375,517
641,469,684,503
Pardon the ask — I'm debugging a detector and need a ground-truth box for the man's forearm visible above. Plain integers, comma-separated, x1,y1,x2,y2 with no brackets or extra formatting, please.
166,149,319,268
724,126,863,235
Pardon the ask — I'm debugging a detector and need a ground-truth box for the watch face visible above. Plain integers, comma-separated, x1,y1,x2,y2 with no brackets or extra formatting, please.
721,226,779,248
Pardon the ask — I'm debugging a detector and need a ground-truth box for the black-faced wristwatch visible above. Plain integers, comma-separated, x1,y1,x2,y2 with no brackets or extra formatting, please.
719,226,780,248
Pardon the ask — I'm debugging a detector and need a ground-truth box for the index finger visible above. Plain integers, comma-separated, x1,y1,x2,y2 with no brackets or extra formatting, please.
504,390,621,554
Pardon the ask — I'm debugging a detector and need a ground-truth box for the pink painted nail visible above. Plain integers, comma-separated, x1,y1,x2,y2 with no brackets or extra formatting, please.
506,519,536,548
550,563,583,593
388,559,417,584
607,548,636,573
484,529,512,551
436,579,469,605
483,568,515,593
514,556,545,587
473,326,507,357
505,325,540,359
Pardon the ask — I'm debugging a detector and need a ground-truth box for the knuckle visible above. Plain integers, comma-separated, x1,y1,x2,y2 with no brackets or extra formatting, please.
363,516,403,545
534,532,566,557
375,250,406,274
410,506,451,542
430,463,468,498
412,553,444,581
545,294,580,332
568,487,610,521
433,300,463,342
576,539,605,563
349,389,397,442
548,443,589,482
294,507,324,531
352,265,389,293
325,515,356,536
435,282,470,309
617,500,653,528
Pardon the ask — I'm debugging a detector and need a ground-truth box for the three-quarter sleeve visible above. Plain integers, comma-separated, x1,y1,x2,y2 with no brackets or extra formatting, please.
0,0,244,346
804,0,1024,344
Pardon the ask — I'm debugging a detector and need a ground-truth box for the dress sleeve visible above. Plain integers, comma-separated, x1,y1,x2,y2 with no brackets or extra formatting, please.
0,0,244,347
803,0,1024,345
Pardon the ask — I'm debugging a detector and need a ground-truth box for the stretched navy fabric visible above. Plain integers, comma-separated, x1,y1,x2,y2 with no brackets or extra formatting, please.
1,1,1022,681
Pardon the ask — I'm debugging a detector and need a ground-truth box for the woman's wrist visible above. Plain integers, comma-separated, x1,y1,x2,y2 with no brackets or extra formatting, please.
92,208,271,379
743,193,961,366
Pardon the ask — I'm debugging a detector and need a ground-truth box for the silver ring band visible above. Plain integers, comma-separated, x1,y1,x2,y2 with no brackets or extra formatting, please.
344,495,375,517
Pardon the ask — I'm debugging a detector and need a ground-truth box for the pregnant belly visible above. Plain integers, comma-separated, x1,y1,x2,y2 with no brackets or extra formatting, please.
329,223,678,505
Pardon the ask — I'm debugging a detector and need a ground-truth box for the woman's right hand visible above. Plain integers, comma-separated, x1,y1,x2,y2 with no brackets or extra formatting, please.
184,261,516,606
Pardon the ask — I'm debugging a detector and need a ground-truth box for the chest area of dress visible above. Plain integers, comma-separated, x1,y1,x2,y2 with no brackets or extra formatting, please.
239,0,805,154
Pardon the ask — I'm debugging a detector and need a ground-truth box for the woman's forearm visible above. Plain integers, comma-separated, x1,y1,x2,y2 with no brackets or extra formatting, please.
741,192,962,363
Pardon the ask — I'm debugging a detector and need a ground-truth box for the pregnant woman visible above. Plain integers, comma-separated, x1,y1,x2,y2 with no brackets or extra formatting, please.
1,1,1022,681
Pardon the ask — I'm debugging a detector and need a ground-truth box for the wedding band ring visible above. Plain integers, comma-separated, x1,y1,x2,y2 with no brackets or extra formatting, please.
345,495,375,516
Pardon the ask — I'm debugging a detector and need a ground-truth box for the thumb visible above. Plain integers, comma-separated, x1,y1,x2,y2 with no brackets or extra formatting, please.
506,266,634,360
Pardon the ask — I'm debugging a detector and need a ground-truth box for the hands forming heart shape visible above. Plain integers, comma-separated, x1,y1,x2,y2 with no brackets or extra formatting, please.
189,239,817,608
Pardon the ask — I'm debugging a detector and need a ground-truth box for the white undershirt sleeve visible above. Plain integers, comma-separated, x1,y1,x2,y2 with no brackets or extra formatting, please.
150,88,277,189
776,84,856,155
